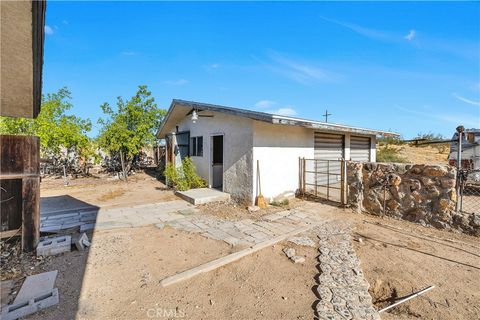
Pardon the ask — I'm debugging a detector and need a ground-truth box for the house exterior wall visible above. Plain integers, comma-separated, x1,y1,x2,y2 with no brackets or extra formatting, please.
251,122,376,204
176,111,254,203
1,1,33,118
252,121,314,204
173,110,377,204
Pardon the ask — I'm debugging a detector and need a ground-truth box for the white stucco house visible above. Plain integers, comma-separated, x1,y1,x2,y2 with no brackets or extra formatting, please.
157,99,397,204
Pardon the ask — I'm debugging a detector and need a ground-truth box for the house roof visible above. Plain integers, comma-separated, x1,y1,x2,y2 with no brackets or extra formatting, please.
157,99,400,138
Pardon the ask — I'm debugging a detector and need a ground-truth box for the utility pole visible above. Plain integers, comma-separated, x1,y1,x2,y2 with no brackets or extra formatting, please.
323,109,332,123
455,125,464,212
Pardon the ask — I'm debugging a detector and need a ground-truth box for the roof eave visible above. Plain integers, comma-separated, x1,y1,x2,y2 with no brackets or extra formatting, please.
271,116,399,137
157,99,400,138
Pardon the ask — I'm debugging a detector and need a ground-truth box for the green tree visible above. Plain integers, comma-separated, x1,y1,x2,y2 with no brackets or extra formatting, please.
97,85,166,178
0,88,95,172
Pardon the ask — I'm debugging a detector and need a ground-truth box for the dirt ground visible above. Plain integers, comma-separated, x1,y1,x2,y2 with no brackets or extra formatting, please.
352,216,480,320
379,144,449,165
40,172,178,209
2,176,479,319
26,226,318,320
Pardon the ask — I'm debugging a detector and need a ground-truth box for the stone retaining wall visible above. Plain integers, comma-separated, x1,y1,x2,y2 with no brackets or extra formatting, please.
347,162,479,235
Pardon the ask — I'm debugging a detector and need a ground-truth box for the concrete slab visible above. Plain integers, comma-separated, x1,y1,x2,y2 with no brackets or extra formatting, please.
13,271,58,305
175,188,230,205
2,288,59,320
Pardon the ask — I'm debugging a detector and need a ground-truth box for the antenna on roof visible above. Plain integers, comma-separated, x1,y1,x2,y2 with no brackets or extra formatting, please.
323,109,332,123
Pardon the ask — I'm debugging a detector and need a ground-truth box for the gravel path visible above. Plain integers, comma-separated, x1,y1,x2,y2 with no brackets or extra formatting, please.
314,224,380,320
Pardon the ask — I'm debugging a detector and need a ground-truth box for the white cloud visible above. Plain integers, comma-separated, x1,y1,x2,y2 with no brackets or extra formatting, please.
44,25,54,35
405,30,416,41
164,79,189,86
321,16,478,60
121,51,136,56
396,105,479,128
267,52,340,85
453,93,480,106
210,63,220,69
320,16,390,41
267,107,297,117
62,20,69,25
254,100,276,108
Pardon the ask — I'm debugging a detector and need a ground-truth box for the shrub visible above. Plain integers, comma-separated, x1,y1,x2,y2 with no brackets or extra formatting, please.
377,135,405,146
376,145,408,163
164,157,206,191
271,199,289,207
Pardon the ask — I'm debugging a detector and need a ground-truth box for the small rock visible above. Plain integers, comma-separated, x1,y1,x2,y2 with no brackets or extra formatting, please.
282,296,287,300
178,209,195,216
247,206,260,213
288,236,316,247
283,247,296,258
354,237,364,244
155,222,165,230
291,255,305,264
209,299,215,306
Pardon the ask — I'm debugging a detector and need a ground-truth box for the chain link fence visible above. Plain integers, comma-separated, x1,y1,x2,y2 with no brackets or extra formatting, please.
458,169,480,214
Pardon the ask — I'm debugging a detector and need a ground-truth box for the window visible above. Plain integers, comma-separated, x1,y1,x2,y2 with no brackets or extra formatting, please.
175,131,190,160
190,136,203,157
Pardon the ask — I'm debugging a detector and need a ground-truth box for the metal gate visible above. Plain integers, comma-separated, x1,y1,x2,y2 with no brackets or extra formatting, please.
299,158,347,204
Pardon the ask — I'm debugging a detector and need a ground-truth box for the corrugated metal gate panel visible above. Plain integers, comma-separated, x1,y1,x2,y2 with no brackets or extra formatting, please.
314,132,344,160
314,132,344,185
350,135,371,162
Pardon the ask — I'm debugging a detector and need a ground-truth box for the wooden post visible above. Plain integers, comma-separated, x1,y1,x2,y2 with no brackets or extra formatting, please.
303,158,306,195
327,160,330,200
340,160,345,205
0,135,40,252
314,160,318,197
298,157,302,195
22,176,40,251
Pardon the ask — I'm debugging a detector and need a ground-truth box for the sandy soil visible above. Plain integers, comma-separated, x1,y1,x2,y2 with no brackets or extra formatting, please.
197,197,305,221
4,177,476,320
40,172,178,209
27,226,318,320
379,144,450,165
352,215,480,320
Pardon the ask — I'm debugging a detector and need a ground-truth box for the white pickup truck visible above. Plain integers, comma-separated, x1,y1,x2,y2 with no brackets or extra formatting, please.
448,128,480,183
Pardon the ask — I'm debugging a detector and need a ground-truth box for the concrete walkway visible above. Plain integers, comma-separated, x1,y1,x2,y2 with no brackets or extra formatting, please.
40,200,196,232
167,208,325,246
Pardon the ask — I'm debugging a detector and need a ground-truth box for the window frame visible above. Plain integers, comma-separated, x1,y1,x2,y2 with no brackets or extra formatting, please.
190,136,203,157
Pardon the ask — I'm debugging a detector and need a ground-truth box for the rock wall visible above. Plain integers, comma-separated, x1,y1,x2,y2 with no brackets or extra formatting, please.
347,162,479,236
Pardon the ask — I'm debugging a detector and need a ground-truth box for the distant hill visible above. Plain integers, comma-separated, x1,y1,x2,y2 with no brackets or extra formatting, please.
376,144,449,165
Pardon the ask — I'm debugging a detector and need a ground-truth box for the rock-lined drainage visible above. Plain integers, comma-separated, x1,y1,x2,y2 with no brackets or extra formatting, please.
315,225,380,320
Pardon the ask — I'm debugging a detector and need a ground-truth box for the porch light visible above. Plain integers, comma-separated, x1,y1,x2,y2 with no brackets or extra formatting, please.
191,110,198,123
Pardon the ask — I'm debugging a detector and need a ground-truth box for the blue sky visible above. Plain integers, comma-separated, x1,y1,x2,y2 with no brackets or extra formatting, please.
43,1,480,139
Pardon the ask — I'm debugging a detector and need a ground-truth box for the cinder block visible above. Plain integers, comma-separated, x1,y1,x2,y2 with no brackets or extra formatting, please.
72,233,90,251
1,288,59,320
36,236,71,256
